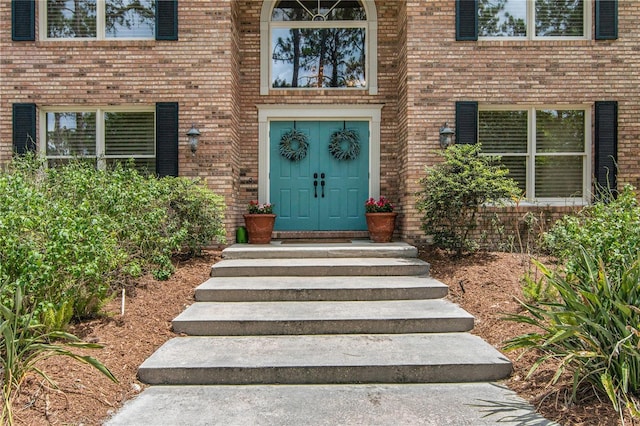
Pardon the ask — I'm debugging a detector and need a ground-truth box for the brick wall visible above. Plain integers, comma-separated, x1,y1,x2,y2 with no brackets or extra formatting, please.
2,1,638,244
399,0,640,243
0,0,240,236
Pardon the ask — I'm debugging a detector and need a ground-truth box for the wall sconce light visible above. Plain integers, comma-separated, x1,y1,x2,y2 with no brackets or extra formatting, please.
187,124,201,155
439,122,455,149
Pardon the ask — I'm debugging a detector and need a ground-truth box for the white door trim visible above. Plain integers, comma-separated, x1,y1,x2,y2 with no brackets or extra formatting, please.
257,104,383,204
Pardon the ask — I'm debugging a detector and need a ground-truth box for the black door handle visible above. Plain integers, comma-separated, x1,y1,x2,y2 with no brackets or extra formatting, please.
321,173,325,179
314,180,318,198
314,173,318,179
321,180,325,198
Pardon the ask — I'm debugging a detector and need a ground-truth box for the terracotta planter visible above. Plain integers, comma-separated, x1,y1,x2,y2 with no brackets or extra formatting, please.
365,212,397,243
243,214,276,244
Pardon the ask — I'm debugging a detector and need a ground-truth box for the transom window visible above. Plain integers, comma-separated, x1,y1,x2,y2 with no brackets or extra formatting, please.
269,0,368,89
478,0,589,39
43,0,155,39
479,106,590,203
42,107,156,173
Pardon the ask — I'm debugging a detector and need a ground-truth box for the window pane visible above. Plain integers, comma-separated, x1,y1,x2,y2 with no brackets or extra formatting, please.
478,0,526,37
536,109,585,153
535,0,583,36
106,0,155,38
47,0,97,38
535,155,583,197
272,28,366,88
479,110,528,153
46,112,97,156
500,155,527,193
272,0,366,21
105,112,155,156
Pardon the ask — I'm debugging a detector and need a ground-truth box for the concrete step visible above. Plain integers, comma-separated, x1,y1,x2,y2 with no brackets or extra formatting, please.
222,241,418,260
172,299,474,336
210,257,430,277
195,275,448,302
138,333,512,385
105,383,556,426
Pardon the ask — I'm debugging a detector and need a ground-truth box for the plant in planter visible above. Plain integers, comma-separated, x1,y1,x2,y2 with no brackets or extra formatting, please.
365,196,397,243
243,201,276,244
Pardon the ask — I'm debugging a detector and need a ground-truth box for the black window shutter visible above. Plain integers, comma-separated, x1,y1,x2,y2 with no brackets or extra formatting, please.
455,101,478,145
594,101,618,195
156,102,179,177
456,0,478,41
595,0,618,40
12,0,35,41
156,0,178,41
13,103,37,155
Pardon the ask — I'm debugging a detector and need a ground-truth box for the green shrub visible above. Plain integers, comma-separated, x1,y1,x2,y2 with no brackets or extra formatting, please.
0,156,226,327
1,284,117,425
161,177,227,257
505,251,640,420
0,157,226,423
544,184,640,281
0,158,123,324
415,144,522,256
520,271,558,304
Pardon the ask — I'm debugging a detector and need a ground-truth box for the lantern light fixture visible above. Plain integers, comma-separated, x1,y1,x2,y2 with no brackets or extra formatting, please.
439,122,455,149
187,124,201,155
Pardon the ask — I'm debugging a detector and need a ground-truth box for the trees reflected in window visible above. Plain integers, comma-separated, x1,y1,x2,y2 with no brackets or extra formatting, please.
46,0,155,39
271,0,366,89
478,0,584,38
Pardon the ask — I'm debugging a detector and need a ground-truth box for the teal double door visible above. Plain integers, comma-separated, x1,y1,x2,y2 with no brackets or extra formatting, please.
270,121,369,231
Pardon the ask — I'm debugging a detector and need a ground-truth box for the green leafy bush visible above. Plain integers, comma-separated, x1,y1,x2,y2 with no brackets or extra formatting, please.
0,159,122,324
505,251,640,421
415,144,522,256
0,156,226,327
0,157,226,424
544,184,640,281
162,177,227,257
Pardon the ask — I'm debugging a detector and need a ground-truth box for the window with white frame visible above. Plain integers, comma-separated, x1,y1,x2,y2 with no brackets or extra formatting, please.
43,0,155,39
478,106,590,202
478,0,589,39
42,107,156,173
264,0,377,92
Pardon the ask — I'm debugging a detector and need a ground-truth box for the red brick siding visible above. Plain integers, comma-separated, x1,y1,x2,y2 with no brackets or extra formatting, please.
1,1,638,243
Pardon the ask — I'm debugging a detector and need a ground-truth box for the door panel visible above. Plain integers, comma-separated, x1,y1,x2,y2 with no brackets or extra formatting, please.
270,120,368,231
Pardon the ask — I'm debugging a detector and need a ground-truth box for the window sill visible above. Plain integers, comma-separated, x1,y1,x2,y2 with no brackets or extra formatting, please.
477,39,594,48
484,199,589,211
36,39,157,48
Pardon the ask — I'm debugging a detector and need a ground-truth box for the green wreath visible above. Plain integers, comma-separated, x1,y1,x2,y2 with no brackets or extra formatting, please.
279,129,309,162
329,129,360,161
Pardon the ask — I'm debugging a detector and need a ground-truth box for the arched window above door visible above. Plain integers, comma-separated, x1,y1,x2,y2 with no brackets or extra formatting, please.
260,0,378,95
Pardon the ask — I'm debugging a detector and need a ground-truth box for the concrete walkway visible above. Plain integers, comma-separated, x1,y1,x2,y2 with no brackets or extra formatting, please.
105,242,556,425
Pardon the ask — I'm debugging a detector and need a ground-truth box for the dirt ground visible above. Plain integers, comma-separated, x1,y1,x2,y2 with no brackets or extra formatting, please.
8,247,631,425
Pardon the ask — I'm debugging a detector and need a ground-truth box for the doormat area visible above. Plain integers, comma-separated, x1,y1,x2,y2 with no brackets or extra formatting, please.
279,239,353,244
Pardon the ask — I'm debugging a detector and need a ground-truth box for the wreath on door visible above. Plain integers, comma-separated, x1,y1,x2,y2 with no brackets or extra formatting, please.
329,129,360,161
279,129,309,162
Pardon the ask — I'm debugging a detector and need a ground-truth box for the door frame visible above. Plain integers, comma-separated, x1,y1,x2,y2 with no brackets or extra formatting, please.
257,104,383,205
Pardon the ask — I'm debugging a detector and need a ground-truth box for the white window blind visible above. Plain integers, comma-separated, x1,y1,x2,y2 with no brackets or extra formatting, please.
47,0,97,38
479,110,528,190
479,107,588,201
46,112,97,157
46,0,155,39
44,108,155,173
535,0,584,37
105,112,154,156
478,0,586,39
